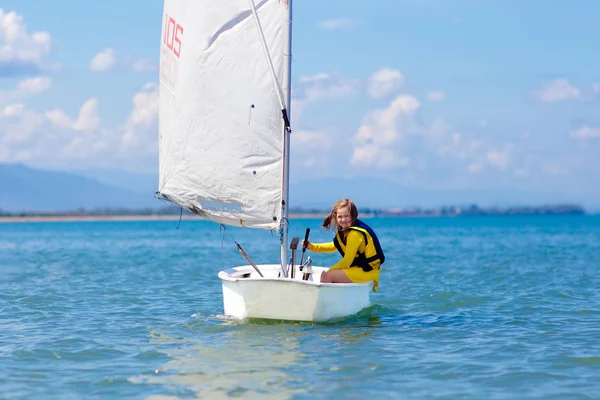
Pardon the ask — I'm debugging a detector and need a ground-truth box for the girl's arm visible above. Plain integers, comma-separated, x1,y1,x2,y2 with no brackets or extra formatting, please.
308,241,337,253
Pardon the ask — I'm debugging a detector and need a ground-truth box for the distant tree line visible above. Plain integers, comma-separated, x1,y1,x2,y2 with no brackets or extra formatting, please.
0,203,587,218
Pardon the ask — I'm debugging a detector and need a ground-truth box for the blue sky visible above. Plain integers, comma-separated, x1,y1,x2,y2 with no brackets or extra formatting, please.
1,0,599,207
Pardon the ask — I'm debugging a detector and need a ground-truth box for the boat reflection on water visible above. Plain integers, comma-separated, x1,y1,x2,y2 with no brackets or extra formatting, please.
132,320,313,399
337,315,382,344
128,307,387,398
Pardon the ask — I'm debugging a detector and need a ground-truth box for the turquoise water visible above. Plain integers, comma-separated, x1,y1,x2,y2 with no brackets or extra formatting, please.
1,216,600,399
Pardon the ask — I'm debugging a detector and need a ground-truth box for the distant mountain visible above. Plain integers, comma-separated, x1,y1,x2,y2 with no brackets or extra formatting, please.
0,163,161,213
1,163,594,213
73,167,158,195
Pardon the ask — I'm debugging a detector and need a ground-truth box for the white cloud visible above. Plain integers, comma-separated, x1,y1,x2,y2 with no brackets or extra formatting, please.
297,73,329,84
293,72,359,119
367,68,404,98
73,99,101,131
467,144,513,173
291,129,334,167
593,83,600,95
296,72,359,98
121,83,158,150
533,79,582,102
60,131,110,160
132,58,156,72
126,85,157,126
347,75,518,183
292,130,332,149
0,76,52,108
0,84,160,169
294,69,600,192
45,109,73,129
570,126,600,139
17,76,52,93
320,18,355,31
90,48,116,72
426,119,486,165
1,103,25,117
351,94,420,167
1,106,45,144
44,99,101,132
427,91,445,102
0,10,52,73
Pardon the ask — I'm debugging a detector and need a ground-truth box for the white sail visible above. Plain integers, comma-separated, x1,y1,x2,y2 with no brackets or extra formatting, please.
158,0,288,229
156,1,374,323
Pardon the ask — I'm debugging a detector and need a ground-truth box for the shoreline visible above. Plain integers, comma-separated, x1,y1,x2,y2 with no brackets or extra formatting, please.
0,213,329,223
0,212,591,223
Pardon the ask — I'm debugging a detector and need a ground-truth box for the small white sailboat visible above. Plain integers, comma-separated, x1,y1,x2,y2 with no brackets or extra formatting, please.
156,0,373,322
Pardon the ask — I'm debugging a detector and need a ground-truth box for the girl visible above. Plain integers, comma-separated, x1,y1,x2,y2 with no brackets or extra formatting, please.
303,199,385,292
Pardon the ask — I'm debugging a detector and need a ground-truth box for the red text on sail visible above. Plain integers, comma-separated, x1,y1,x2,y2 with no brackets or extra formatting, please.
163,14,183,58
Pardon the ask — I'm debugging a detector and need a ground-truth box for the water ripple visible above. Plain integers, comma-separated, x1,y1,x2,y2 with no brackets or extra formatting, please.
1,217,600,399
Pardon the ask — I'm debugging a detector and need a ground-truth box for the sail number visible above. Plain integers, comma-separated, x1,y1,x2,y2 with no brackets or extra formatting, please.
163,14,183,58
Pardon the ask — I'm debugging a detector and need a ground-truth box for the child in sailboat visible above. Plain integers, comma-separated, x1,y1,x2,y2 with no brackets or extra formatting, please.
302,198,385,291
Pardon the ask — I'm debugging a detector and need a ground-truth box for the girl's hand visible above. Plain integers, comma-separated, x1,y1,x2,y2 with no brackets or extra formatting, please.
302,239,311,249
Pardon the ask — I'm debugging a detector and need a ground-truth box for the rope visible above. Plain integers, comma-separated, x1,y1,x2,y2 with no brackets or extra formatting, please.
220,224,264,277
175,207,183,229
247,0,287,112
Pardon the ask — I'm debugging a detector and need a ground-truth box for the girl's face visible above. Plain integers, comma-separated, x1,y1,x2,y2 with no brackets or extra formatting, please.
335,206,353,230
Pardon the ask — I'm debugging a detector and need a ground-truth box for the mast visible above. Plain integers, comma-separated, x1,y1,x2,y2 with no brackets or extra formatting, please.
280,0,293,276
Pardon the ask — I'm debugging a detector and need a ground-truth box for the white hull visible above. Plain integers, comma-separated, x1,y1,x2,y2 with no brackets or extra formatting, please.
218,264,373,322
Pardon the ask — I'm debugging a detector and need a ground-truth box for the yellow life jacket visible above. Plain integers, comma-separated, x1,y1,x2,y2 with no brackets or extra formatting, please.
333,219,385,271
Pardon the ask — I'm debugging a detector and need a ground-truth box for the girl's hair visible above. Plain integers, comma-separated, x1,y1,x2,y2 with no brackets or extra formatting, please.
322,198,358,231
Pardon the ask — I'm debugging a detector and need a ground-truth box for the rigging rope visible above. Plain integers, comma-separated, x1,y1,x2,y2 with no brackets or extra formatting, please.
247,0,288,117
220,224,264,277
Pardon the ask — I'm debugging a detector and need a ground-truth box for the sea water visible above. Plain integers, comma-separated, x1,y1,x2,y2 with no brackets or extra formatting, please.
1,216,599,399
